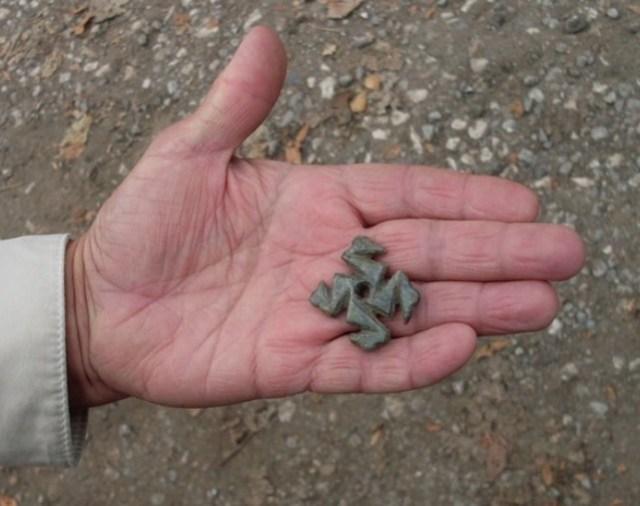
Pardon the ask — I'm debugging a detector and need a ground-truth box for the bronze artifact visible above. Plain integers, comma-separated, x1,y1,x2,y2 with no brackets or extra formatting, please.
310,236,421,350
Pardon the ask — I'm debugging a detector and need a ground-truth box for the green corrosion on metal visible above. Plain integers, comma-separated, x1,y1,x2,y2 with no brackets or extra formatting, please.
309,236,421,350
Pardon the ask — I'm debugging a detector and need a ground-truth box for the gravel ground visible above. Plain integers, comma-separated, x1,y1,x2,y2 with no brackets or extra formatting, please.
1,1,639,505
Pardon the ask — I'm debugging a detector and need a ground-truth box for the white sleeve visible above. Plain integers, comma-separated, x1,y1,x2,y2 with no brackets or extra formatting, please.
0,235,87,466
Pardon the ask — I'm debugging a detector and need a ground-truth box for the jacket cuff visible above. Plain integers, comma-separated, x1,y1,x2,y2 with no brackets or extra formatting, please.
0,235,88,466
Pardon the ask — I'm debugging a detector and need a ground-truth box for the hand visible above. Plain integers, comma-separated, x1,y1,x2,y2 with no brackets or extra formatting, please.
65,27,585,408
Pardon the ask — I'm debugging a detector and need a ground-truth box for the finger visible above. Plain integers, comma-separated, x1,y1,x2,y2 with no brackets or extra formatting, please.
309,323,476,394
338,164,539,225
184,26,287,155
387,281,559,337
369,219,586,281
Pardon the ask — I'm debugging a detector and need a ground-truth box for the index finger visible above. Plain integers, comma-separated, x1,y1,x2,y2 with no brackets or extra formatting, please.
338,164,540,226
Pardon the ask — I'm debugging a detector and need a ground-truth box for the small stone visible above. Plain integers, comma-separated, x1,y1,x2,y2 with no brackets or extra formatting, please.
528,87,545,103
278,400,296,423
452,380,465,395
606,8,620,20
480,147,493,162
564,13,589,34
518,148,536,166
591,259,607,277
363,74,381,91
349,91,368,113
0,8,9,21
243,9,263,31
451,119,467,131
338,74,354,87
428,111,442,122
319,76,337,99
421,124,436,141
410,127,423,154
372,129,389,140
606,154,624,169
391,110,410,126
468,119,488,140
446,137,461,151
604,91,617,104
591,126,609,141
118,424,132,438
1,168,13,180
561,363,579,382
384,396,405,418
548,318,563,335
352,32,375,48
629,358,640,372
589,401,608,417
559,161,573,175
407,89,428,103
167,80,178,96
502,119,517,133
612,356,625,371
470,58,489,73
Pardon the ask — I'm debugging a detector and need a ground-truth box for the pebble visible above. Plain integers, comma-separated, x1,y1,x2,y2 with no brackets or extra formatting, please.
407,89,428,103
470,58,489,73
352,32,375,48
372,129,389,140
468,119,488,140
451,119,467,131
452,380,465,395
446,137,460,151
591,126,609,141
338,74,353,87
502,119,517,133
612,356,625,371
350,92,368,113
564,13,589,34
391,110,410,126
0,8,9,21
629,358,640,372
278,400,297,423
410,127,424,154
589,401,608,417
561,363,579,382
606,8,621,20
319,76,337,100
518,148,536,166
421,124,436,141
591,259,608,278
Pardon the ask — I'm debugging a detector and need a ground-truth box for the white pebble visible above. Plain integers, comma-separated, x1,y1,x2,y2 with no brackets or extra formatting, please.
468,119,488,140
391,110,410,126
319,76,336,99
406,89,428,103
470,58,489,73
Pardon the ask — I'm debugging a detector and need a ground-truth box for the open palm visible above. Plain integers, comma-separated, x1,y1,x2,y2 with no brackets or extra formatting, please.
65,28,584,408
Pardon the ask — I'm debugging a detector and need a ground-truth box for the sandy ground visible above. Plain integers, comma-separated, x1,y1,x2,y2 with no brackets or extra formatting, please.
1,1,639,505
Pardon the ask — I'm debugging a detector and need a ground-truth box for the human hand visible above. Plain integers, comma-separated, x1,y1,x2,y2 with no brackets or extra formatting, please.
65,27,585,408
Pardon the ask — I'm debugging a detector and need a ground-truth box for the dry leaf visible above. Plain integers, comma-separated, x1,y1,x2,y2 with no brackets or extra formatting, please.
174,12,191,33
475,337,512,360
370,423,385,446
484,434,508,481
327,0,365,19
284,124,310,164
60,112,92,161
617,463,627,474
425,421,443,433
541,462,554,486
349,91,368,113
72,14,94,35
0,496,17,506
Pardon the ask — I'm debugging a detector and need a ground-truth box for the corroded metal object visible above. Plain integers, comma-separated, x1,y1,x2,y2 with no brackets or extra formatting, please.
310,236,421,350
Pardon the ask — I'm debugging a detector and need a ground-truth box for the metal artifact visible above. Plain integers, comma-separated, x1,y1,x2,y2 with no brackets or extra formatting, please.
310,236,421,350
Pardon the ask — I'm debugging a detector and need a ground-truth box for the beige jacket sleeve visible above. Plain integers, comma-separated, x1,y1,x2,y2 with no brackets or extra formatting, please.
0,235,87,466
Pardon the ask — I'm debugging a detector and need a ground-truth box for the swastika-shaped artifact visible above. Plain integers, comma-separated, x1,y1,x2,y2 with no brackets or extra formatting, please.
309,236,421,350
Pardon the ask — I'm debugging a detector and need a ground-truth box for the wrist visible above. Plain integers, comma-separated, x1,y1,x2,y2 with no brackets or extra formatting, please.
65,237,123,408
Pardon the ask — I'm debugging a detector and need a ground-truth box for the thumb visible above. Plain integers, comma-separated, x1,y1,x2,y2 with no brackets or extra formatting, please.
187,26,287,155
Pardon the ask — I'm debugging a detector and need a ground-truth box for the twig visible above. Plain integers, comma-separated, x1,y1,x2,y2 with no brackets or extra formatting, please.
217,429,261,468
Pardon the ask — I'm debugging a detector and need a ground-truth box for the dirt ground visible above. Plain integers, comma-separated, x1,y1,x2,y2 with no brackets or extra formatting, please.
1,1,639,505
